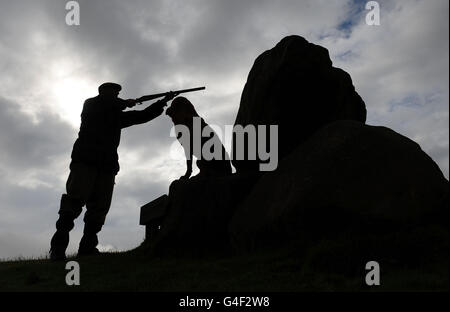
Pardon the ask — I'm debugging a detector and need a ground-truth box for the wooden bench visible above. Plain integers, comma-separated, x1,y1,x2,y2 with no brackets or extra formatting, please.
139,194,168,240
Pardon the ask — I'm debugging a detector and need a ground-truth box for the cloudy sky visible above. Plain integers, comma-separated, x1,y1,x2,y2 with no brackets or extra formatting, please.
0,0,448,259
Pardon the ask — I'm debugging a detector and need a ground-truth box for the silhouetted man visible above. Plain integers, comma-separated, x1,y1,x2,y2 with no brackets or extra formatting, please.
50,82,175,260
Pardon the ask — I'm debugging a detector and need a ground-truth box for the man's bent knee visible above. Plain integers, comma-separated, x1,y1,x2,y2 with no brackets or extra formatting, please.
59,194,83,219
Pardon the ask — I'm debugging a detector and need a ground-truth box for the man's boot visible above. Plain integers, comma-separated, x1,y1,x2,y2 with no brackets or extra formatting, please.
50,214,75,261
77,223,102,257
49,195,82,261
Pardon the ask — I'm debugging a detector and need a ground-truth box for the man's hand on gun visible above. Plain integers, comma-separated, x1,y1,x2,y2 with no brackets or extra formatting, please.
122,95,162,110
125,91,178,109
155,91,179,109
161,91,178,103
125,99,138,108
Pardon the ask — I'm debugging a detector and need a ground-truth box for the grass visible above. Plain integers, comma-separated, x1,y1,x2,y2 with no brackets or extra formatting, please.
0,225,448,292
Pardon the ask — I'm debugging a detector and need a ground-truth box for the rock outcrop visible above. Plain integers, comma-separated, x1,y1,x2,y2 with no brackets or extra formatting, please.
232,35,366,172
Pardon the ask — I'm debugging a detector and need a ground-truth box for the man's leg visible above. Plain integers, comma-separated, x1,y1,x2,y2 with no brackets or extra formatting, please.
50,195,83,260
50,164,96,260
78,172,115,256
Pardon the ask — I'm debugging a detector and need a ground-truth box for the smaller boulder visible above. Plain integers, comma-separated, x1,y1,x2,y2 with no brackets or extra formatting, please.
229,120,449,251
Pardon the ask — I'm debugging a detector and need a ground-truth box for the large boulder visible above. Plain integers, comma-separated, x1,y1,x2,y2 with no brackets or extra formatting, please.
229,120,449,251
232,35,367,172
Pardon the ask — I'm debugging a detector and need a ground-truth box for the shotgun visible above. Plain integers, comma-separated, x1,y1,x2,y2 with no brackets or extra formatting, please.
135,86,206,104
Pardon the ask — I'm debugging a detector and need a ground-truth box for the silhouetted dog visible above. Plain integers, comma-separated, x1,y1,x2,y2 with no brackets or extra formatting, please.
166,97,232,179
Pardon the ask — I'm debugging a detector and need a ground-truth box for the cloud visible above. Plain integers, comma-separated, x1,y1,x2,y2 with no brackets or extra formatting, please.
0,97,73,172
0,0,447,259
320,0,449,177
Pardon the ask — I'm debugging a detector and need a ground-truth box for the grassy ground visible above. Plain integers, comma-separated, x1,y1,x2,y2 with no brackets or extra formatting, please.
0,225,448,292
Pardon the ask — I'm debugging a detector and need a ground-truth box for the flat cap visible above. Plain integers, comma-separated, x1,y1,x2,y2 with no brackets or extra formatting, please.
98,82,122,93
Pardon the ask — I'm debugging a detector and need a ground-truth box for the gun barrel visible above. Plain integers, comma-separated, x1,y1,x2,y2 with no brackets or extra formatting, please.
175,86,206,93
137,86,205,103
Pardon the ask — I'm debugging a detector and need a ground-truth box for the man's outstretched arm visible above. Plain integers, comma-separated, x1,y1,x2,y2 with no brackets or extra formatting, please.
120,93,176,129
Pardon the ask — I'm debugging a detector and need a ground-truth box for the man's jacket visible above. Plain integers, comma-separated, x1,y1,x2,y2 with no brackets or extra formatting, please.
71,95,163,173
